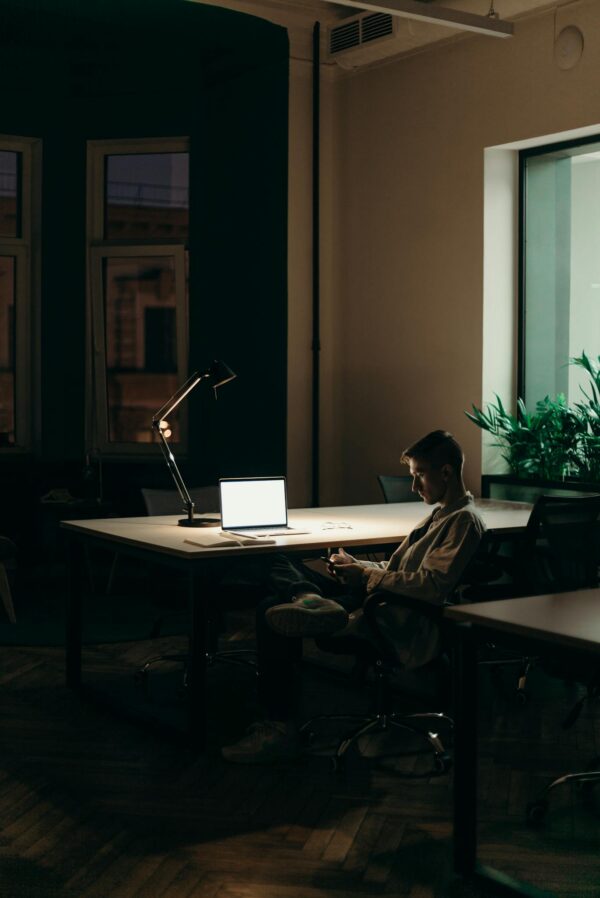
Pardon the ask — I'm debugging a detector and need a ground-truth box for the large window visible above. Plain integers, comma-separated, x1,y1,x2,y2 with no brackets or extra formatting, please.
0,138,38,451
520,136,600,408
88,139,190,453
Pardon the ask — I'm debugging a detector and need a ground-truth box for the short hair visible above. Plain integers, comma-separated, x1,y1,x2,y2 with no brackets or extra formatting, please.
401,430,464,476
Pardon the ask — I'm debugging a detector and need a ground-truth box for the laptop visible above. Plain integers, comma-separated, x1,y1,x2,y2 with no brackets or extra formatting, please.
219,476,304,537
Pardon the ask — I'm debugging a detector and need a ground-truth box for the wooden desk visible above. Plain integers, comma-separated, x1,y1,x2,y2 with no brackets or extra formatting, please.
446,590,600,898
62,498,531,747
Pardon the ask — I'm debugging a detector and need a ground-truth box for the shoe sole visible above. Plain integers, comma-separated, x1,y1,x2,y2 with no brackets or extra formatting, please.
266,604,348,638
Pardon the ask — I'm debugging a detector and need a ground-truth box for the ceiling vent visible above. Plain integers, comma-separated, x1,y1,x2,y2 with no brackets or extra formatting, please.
329,13,398,67
327,2,466,70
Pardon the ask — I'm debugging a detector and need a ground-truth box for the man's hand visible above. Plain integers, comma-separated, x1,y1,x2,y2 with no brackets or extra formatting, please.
331,561,364,588
329,547,357,567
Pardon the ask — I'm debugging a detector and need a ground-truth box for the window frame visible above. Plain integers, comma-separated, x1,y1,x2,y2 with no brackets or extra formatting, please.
86,137,190,457
518,132,600,402
90,243,188,453
0,134,40,454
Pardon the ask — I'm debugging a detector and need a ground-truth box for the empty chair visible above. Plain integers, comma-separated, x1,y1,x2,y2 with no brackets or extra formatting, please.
515,494,600,823
516,493,600,595
377,474,420,503
141,485,220,520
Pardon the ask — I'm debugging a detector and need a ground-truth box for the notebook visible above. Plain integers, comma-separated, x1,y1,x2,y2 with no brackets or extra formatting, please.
219,476,306,537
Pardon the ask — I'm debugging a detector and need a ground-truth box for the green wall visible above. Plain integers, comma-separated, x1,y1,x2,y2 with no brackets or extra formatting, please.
0,0,289,541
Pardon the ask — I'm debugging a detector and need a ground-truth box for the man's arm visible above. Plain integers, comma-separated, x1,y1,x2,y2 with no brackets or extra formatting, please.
357,514,484,607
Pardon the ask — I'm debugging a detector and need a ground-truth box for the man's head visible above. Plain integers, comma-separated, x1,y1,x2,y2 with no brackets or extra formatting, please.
401,430,465,506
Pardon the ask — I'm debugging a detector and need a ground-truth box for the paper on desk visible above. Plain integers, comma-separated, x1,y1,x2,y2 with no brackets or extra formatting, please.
184,535,276,548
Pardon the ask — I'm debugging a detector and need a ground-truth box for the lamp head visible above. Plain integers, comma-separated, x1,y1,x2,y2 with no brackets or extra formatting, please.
203,359,236,390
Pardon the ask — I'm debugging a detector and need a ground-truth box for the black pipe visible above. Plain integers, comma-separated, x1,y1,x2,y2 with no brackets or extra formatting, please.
311,21,320,507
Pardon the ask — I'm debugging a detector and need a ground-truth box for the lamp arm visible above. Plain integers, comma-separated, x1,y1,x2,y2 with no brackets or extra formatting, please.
152,420,195,523
153,371,206,423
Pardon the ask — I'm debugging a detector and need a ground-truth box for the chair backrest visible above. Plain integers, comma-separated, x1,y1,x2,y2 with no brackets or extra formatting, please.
519,494,600,593
141,485,220,516
451,530,502,601
377,474,419,503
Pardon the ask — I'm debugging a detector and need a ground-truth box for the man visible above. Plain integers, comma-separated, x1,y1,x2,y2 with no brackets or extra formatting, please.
222,430,485,763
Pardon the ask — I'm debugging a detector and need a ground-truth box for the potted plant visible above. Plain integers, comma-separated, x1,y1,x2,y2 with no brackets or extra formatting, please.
466,353,600,500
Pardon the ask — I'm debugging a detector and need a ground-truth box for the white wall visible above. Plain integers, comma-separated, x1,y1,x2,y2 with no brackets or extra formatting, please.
319,0,600,504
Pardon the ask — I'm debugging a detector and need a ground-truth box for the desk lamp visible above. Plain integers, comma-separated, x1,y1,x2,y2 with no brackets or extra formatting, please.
151,360,236,527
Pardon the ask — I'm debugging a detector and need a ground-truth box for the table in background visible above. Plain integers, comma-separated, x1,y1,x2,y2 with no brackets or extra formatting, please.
446,589,600,898
62,498,531,748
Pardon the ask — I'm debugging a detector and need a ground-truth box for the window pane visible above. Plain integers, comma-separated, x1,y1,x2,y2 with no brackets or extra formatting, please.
523,142,600,408
0,151,20,238
105,152,189,240
0,256,16,446
103,255,180,444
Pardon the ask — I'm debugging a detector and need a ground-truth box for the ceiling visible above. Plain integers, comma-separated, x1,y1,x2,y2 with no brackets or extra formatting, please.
198,0,568,64
274,0,561,24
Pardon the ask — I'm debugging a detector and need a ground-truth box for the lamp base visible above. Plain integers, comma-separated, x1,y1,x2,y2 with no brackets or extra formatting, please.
177,517,220,527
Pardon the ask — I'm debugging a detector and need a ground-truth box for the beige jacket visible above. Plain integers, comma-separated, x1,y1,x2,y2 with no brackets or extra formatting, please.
350,493,486,670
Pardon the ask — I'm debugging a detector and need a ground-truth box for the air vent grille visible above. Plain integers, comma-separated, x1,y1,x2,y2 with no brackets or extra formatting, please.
329,19,360,54
329,12,395,56
361,13,393,44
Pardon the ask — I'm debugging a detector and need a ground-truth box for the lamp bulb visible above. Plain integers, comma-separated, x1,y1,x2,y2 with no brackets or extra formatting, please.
163,428,172,439
159,419,169,431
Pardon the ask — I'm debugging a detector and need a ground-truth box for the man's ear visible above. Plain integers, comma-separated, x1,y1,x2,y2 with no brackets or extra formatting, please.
441,463,453,481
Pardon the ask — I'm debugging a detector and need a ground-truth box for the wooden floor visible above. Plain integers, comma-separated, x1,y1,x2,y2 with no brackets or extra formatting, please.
1,605,600,898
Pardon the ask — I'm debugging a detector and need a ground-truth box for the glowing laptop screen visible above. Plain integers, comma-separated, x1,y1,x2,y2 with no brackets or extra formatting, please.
219,477,288,530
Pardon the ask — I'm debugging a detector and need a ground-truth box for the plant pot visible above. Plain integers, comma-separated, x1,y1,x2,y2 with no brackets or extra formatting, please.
481,474,600,504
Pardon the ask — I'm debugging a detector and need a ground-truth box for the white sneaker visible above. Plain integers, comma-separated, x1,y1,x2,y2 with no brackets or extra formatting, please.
221,720,300,764
266,594,349,638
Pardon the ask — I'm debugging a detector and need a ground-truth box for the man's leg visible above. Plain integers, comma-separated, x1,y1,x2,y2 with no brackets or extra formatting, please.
221,558,351,763
221,591,302,763
264,555,358,638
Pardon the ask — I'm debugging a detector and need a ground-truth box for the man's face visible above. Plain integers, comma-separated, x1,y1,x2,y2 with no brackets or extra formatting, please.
408,457,450,505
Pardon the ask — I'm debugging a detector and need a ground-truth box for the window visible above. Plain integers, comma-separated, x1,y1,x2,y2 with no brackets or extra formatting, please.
0,138,38,451
88,139,190,453
520,135,600,408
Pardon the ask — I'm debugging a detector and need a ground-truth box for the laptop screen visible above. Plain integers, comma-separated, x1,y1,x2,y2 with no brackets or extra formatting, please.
219,477,288,530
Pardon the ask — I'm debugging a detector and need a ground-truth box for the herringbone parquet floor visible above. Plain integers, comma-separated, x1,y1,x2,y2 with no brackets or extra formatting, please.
1,600,600,898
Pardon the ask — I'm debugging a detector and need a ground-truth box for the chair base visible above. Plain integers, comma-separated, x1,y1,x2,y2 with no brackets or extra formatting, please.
301,710,453,775
136,650,256,696
526,755,600,824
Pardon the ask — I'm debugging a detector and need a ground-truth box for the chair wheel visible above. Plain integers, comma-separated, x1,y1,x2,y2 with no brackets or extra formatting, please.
434,752,452,774
526,799,548,825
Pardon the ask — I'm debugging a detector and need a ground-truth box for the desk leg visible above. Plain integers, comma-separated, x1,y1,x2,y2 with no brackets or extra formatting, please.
66,537,84,690
453,624,478,875
187,571,207,750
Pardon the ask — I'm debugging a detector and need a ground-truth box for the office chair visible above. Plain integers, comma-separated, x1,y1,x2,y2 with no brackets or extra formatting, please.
137,486,256,694
503,493,600,701
516,494,600,823
515,493,600,595
300,528,530,774
377,474,420,503
301,590,453,775
140,485,220,519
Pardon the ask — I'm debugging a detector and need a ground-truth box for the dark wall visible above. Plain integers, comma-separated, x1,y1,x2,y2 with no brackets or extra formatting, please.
0,0,289,548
